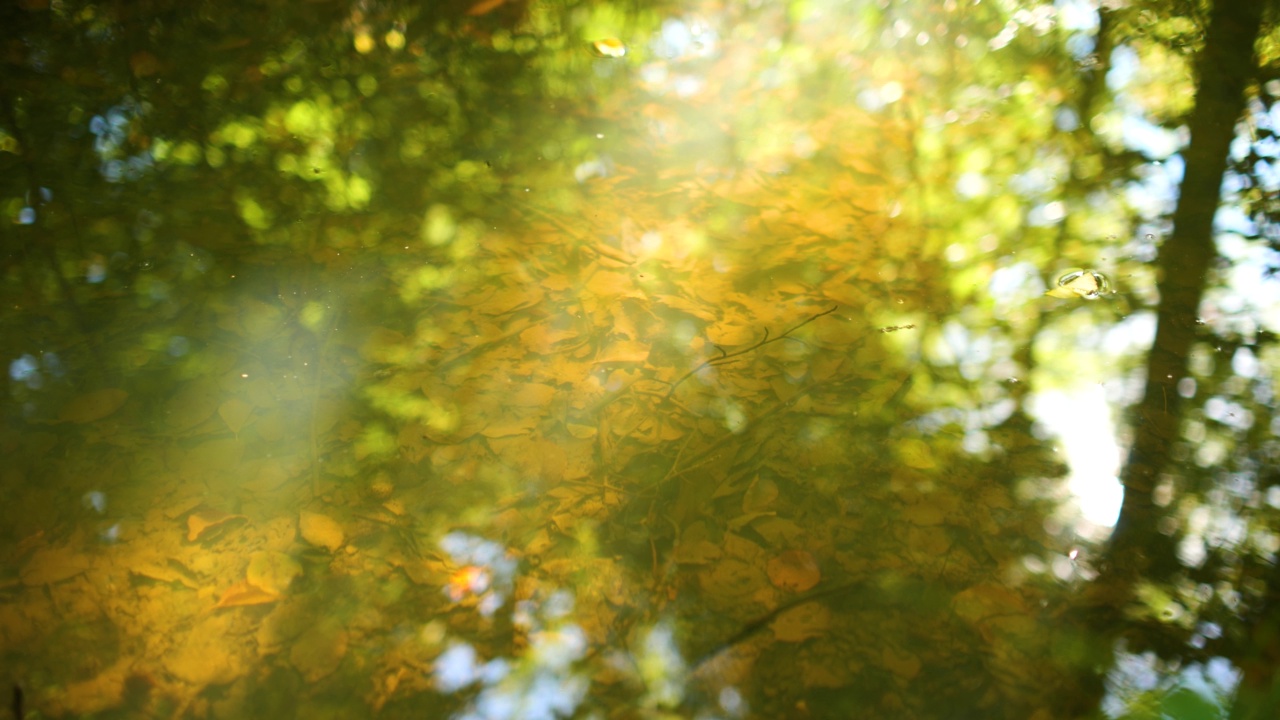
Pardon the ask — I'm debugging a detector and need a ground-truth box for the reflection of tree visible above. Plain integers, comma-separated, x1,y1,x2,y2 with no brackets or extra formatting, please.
1093,2,1277,718
1107,0,1266,581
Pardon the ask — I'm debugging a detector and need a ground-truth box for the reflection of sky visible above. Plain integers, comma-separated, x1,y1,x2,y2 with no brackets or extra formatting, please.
1031,387,1122,531
434,534,596,720
1103,651,1238,719
433,532,694,718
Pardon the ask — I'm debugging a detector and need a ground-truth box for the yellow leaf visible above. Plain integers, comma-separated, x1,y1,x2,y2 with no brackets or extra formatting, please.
299,510,345,551
896,438,936,469
246,551,302,595
187,508,248,542
215,580,279,608
591,38,627,58
510,382,557,408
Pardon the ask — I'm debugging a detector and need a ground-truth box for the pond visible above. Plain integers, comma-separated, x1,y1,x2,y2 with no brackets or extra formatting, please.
2,1,1278,718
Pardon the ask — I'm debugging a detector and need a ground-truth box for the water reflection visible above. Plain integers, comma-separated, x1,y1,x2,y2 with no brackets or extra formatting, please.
432,533,689,719
3,0,1279,717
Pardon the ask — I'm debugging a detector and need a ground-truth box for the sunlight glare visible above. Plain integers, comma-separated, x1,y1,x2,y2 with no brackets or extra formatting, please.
1032,386,1123,534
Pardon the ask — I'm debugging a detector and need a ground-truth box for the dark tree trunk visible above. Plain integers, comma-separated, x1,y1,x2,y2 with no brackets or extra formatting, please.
1107,0,1264,576
1094,0,1270,715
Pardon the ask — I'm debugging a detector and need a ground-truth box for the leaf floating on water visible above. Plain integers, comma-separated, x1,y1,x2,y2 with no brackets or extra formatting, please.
218,398,253,434
591,38,627,58
214,580,280,608
187,508,248,542
58,388,128,424
1045,268,1110,300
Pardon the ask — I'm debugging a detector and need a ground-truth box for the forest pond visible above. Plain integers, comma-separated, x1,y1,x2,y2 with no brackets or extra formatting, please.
2,1,1280,719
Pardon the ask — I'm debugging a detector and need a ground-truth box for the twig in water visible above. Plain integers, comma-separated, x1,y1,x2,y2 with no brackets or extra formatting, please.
663,306,838,401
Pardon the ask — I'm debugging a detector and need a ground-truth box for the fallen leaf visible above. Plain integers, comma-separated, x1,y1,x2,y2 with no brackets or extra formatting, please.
903,502,947,526
742,475,779,513
882,645,922,680
399,557,448,586
257,600,311,654
246,551,303,595
772,602,831,643
290,619,348,681
479,415,538,438
214,580,280,608
58,388,128,424
129,563,198,589
299,510,344,551
218,398,253,434
510,382,557,408
700,558,767,599
673,538,722,565
169,614,246,685
727,511,776,531
187,508,248,541
766,549,821,593
21,545,92,585
163,380,221,432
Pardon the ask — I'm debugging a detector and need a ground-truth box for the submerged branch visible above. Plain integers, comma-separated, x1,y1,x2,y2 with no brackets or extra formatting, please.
662,305,838,401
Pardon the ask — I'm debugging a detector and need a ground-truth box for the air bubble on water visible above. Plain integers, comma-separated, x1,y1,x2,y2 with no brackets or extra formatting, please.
82,490,107,514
